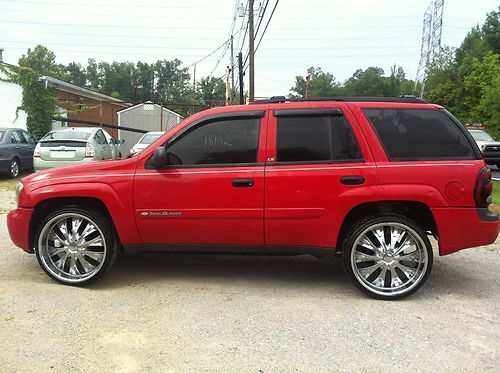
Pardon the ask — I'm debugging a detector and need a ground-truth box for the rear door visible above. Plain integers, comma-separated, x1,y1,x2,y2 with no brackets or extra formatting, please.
133,110,268,246
94,130,113,160
19,130,36,168
11,130,32,169
264,104,379,248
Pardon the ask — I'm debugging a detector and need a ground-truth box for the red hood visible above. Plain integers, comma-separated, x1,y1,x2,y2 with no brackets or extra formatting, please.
22,157,138,190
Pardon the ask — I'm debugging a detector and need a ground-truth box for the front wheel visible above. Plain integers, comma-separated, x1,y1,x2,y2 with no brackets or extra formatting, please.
9,158,19,178
342,215,433,300
35,206,118,285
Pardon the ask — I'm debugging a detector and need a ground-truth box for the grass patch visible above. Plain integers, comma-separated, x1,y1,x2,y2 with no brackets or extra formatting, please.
0,178,20,191
492,180,500,206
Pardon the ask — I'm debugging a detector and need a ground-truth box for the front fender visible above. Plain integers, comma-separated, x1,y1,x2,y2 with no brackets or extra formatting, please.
22,182,141,245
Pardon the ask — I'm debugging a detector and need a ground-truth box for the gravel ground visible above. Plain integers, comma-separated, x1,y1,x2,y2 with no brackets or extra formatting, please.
0,187,499,372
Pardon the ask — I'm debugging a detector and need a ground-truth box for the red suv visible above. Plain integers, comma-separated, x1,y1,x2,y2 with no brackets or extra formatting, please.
7,97,499,299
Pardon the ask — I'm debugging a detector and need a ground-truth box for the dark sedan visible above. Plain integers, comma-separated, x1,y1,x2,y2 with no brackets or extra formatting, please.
0,128,37,178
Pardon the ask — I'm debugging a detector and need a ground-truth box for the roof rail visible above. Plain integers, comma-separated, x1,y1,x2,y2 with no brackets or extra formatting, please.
250,96,428,105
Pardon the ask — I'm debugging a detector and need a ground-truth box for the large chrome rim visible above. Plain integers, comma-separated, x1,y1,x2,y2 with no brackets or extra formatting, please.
11,160,19,177
350,222,428,297
38,213,107,283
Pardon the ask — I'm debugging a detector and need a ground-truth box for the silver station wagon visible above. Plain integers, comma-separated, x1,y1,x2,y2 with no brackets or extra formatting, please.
34,127,119,171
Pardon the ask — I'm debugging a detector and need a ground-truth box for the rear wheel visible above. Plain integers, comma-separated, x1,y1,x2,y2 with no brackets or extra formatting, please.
9,158,19,178
342,214,433,300
35,206,118,285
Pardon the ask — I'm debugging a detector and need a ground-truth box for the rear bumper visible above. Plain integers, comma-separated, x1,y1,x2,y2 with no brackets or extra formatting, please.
34,157,96,171
431,207,499,255
7,207,34,253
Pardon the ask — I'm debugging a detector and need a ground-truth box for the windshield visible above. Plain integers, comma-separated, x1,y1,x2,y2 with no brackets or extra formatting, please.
470,130,494,142
0,131,5,142
140,133,162,144
43,130,91,141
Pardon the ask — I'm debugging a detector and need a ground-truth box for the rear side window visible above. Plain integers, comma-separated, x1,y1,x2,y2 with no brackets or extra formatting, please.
168,118,260,165
364,109,474,161
276,115,363,163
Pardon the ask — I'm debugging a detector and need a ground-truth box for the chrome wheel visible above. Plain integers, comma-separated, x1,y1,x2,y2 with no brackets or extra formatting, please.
10,159,19,178
37,213,107,283
350,222,429,297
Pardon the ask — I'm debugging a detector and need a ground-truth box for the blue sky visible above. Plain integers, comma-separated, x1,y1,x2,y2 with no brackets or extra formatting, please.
0,0,498,97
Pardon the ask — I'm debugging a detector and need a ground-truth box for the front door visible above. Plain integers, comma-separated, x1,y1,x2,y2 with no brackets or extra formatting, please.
133,111,267,246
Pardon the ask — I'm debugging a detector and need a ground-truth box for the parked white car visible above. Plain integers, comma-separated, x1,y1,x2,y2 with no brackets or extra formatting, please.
34,127,120,171
130,132,164,154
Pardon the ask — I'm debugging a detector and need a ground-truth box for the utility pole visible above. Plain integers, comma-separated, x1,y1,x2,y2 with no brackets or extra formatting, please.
248,0,255,103
305,74,311,98
225,66,231,106
238,52,244,104
192,63,196,93
230,35,235,104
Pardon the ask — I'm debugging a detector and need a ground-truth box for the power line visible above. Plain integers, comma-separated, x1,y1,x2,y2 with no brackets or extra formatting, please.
255,0,280,53
0,0,230,9
243,0,280,70
0,19,228,30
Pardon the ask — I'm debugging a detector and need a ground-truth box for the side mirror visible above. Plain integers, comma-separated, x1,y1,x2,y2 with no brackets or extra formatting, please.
149,147,168,168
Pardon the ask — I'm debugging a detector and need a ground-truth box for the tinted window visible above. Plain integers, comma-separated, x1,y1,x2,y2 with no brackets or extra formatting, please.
168,118,260,165
43,130,91,141
364,109,474,161
277,115,362,162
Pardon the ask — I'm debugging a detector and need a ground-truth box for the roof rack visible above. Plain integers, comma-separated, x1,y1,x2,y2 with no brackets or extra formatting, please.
250,95,427,105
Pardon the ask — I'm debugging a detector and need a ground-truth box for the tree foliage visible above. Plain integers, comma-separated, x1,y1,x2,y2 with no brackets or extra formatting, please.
425,6,500,135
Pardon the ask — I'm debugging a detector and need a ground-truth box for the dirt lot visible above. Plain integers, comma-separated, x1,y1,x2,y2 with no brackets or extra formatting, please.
0,185,499,372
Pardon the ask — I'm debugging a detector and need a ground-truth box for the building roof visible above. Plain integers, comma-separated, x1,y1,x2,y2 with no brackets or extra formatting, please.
41,75,130,107
117,100,183,118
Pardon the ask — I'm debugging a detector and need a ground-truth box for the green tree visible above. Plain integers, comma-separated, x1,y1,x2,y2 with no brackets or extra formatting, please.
65,62,87,86
198,76,225,106
18,45,64,79
86,58,101,90
463,52,500,126
289,66,343,98
482,7,500,53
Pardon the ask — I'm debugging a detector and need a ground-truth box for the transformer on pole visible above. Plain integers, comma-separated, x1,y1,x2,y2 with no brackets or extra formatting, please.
415,0,444,98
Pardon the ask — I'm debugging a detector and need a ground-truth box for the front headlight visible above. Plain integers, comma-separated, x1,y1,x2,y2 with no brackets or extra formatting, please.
15,182,23,206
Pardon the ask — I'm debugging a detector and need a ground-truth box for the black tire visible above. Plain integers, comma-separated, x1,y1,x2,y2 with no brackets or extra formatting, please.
34,206,118,286
9,158,20,178
341,214,433,300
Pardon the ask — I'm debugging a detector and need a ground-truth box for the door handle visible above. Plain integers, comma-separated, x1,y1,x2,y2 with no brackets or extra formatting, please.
232,178,255,188
340,176,365,185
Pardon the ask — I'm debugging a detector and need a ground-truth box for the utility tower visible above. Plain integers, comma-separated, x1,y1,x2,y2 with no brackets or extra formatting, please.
415,0,445,98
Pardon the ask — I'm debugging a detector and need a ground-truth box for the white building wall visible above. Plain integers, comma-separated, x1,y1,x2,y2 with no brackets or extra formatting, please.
0,69,27,130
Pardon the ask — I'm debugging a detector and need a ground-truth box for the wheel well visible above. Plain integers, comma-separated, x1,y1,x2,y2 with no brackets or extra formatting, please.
336,201,437,251
29,197,117,249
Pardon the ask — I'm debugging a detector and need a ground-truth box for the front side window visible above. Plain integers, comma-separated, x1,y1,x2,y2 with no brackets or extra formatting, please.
276,115,363,163
364,109,475,161
167,117,261,166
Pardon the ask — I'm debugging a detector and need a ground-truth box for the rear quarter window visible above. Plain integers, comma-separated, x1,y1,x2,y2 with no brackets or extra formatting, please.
363,109,475,161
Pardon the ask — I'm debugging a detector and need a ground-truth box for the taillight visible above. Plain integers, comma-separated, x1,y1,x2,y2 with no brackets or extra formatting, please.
474,167,492,207
33,143,41,157
85,143,95,158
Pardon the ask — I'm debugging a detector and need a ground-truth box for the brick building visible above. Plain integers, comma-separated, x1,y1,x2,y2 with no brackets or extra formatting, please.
42,76,130,138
